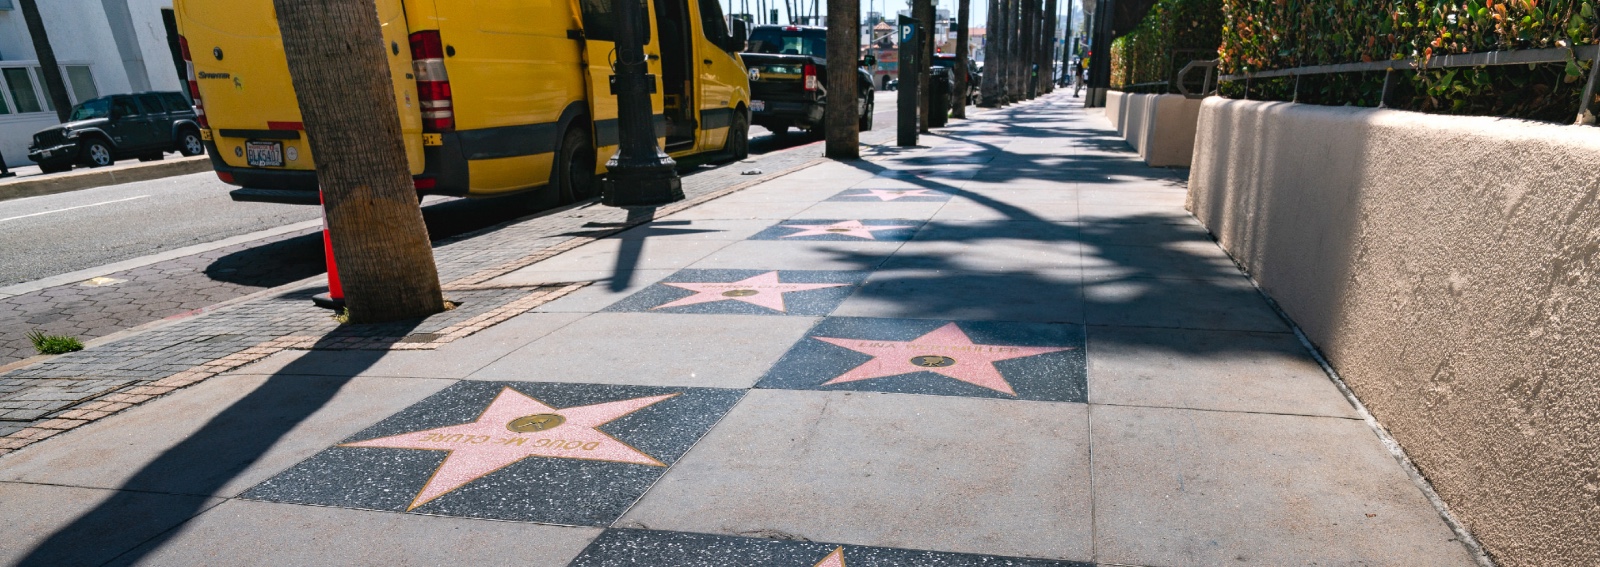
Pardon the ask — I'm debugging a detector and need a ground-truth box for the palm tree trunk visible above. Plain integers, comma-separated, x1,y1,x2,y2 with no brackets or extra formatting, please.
952,0,971,118
824,0,860,157
272,0,445,323
17,0,74,123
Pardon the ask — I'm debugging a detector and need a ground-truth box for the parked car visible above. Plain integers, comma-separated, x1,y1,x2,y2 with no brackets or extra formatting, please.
740,25,876,135
932,54,977,110
27,92,205,173
885,78,899,91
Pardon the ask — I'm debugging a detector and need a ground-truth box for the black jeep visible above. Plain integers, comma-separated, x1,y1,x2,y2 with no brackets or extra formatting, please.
740,25,877,135
27,92,205,173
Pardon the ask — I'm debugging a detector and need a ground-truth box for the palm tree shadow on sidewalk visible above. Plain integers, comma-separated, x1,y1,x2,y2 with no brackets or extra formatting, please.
15,324,413,567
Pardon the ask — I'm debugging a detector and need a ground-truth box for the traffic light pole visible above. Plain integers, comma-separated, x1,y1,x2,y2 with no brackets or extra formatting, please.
602,0,685,207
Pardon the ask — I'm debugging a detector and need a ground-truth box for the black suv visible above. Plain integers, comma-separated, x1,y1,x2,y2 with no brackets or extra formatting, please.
27,92,205,173
740,25,877,135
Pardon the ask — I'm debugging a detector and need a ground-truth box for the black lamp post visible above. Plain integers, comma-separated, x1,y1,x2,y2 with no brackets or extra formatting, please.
601,0,684,207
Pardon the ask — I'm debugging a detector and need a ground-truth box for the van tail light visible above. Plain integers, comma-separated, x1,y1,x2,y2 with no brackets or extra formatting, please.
178,35,209,129
803,64,819,91
409,30,454,132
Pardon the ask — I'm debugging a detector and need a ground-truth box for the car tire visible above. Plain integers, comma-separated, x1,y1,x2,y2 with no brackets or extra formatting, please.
39,163,71,174
724,110,749,161
177,129,206,157
553,124,598,204
81,139,115,168
858,97,874,131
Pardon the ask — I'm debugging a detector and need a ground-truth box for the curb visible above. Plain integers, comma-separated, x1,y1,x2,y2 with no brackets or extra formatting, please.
0,156,214,202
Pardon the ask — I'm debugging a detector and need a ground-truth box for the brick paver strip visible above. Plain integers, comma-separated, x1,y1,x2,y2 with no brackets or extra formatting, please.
0,131,894,454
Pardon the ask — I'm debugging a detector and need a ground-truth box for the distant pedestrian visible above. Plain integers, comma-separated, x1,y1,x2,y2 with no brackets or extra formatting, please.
1073,58,1086,97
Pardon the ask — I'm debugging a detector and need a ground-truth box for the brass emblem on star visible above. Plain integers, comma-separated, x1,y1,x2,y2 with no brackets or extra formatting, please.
721,289,760,297
826,228,852,233
507,413,566,432
911,355,956,368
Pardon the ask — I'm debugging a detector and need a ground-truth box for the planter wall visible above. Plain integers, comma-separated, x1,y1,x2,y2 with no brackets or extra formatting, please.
1103,92,1201,167
1188,96,1600,566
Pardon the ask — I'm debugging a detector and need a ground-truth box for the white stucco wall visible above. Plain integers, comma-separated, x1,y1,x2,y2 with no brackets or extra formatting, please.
0,0,176,167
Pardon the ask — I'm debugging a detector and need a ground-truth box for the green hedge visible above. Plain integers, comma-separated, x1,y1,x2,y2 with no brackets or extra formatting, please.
1111,0,1226,89
1219,0,1600,121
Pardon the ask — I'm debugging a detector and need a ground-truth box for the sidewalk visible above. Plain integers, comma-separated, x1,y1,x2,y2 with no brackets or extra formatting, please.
0,93,1480,566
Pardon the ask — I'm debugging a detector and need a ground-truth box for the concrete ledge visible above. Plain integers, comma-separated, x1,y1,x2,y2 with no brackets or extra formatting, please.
0,156,213,202
1101,92,1200,167
1189,97,1600,566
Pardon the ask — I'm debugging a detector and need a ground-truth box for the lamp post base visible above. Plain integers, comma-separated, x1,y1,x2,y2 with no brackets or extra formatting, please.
601,162,684,207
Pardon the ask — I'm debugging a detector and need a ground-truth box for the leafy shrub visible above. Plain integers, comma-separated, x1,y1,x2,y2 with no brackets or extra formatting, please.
26,330,84,355
1218,0,1600,121
1112,0,1226,89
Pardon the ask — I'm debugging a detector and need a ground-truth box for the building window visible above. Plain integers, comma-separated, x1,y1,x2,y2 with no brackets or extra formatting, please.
65,66,98,103
1,67,42,113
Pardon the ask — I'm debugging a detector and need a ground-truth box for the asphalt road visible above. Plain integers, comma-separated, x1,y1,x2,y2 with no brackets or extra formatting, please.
0,91,903,288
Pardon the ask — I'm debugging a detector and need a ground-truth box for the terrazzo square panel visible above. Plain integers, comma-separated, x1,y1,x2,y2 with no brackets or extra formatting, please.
756,317,1086,402
601,269,868,316
240,381,743,526
826,187,954,202
567,529,1094,566
747,219,924,242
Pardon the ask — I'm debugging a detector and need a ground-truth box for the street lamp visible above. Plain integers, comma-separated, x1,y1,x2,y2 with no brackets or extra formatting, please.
601,0,685,207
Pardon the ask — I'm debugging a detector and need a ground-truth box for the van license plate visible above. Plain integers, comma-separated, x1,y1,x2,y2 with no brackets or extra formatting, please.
751,100,766,112
246,141,284,167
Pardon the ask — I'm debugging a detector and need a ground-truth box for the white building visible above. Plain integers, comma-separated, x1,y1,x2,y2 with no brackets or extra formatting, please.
0,0,182,168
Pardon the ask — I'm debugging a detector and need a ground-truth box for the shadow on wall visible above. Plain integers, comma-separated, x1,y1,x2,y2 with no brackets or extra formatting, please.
1187,96,1600,565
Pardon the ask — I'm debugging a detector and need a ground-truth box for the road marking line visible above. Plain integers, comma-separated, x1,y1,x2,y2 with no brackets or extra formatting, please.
0,195,151,223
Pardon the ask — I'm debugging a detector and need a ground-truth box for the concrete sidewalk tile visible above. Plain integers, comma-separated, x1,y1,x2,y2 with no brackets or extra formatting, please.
470,313,817,388
792,201,949,220
930,200,1077,223
1081,243,1246,281
1077,206,1202,226
1091,404,1477,566
846,177,966,191
618,390,1093,561
235,312,589,379
881,240,1086,272
950,188,1078,203
1076,189,1189,207
1077,220,1216,248
569,528,1093,566
660,199,817,220
602,269,867,316
241,381,744,527
747,219,924,242
908,219,1080,243
105,499,600,567
498,238,733,274
0,482,222,567
0,373,453,497
1087,326,1359,418
610,219,779,241
756,317,1086,402
1084,276,1288,332
832,269,1084,324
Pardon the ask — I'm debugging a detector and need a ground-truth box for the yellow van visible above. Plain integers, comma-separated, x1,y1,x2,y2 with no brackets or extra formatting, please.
174,0,751,206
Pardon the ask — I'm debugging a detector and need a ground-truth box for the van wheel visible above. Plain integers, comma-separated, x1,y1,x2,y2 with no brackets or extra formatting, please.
177,129,206,156
554,125,598,203
81,139,115,167
725,111,749,161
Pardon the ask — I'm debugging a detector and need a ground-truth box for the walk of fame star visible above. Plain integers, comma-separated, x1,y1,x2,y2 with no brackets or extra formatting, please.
814,547,847,567
340,387,675,510
839,188,944,201
814,322,1073,396
653,271,848,312
780,220,915,240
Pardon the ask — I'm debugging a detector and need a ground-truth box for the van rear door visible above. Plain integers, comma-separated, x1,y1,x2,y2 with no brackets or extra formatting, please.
176,0,424,177
574,0,667,159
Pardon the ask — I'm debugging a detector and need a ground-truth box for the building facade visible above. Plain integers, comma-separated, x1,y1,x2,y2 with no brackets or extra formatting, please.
0,0,182,167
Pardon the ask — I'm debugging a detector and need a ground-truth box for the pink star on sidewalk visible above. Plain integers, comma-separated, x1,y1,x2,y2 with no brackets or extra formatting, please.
841,188,942,201
813,322,1074,396
779,220,914,240
654,271,848,312
341,388,675,510
813,547,847,567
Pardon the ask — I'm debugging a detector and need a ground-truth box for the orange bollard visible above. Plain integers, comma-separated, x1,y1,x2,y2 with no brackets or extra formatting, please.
311,191,346,310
